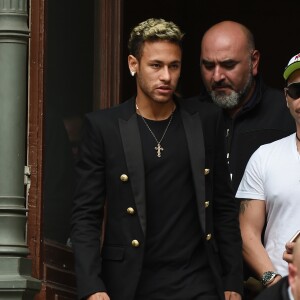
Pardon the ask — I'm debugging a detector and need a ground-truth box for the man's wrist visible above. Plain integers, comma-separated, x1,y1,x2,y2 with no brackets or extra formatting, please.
261,271,281,287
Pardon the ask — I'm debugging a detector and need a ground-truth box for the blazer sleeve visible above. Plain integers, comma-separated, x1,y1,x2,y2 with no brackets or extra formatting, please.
70,113,107,299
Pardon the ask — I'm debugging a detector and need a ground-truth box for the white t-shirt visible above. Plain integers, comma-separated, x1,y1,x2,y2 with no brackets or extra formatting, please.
236,133,300,276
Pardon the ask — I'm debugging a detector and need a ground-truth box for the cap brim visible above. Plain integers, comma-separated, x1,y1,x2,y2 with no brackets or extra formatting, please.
283,61,300,80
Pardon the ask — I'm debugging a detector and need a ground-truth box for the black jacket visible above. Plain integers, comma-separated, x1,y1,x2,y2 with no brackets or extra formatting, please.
194,76,295,193
70,97,243,300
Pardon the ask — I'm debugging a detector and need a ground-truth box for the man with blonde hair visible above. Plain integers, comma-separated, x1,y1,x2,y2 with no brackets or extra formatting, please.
71,18,243,300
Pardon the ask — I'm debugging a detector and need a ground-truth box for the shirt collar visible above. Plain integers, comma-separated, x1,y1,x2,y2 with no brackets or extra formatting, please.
288,285,294,300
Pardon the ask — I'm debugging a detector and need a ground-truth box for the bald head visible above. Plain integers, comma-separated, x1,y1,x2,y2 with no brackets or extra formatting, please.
200,20,260,113
201,21,255,53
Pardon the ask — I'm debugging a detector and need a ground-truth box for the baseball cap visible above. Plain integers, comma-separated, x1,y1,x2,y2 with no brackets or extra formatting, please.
283,53,300,80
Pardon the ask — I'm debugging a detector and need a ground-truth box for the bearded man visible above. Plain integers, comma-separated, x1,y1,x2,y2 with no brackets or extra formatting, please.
196,20,295,193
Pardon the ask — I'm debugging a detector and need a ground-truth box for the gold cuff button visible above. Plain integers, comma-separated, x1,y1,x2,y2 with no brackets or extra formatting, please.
127,207,135,215
206,233,212,241
204,168,210,175
205,201,209,208
131,240,140,247
120,174,128,182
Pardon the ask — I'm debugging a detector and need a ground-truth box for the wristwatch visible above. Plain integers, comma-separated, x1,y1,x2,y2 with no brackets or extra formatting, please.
261,271,280,286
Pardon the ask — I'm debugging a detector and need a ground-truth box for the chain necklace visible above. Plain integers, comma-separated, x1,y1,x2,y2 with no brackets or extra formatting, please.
136,103,175,157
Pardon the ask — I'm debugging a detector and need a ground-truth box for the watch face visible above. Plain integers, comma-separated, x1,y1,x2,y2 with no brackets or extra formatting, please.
262,271,277,286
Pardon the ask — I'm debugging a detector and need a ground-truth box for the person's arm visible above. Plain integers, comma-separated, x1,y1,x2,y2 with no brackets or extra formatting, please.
239,199,281,286
71,113,108,299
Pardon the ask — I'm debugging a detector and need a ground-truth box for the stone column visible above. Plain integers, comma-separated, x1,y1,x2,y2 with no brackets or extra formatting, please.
0,0,41,298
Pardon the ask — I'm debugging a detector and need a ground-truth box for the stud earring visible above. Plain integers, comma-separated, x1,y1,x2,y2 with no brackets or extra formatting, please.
131,70,135,77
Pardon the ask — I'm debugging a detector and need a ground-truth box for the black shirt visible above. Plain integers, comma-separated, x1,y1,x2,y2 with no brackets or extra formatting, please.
135,108,217,300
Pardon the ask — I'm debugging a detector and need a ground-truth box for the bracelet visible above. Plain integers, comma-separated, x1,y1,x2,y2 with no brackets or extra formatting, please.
261,271,280,286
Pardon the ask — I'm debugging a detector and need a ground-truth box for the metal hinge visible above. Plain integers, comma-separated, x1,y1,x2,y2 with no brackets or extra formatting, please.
24,165,31,186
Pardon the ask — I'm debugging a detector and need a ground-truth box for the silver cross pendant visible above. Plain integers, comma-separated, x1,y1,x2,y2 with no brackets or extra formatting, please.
155,143,164,157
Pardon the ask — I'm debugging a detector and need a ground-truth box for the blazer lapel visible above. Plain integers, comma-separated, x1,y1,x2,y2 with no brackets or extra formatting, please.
119,113,147,236
180,109,206,232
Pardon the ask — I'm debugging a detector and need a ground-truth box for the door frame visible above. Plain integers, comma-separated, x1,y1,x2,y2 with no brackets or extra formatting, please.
27,0,123,298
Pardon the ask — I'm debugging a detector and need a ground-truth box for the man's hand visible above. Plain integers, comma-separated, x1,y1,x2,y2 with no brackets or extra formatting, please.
224,291,242,300
87,292,110,300
266,274,282,287
283,242,294,263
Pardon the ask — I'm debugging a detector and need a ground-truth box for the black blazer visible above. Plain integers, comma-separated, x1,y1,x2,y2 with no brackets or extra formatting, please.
71,97,243,300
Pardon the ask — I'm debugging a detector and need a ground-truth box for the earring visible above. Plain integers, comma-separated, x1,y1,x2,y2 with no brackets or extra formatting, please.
131,70,135,77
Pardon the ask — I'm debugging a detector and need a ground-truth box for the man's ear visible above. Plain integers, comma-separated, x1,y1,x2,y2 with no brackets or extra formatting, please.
285,91,290,108
251,50,260,77
128,55,138,76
